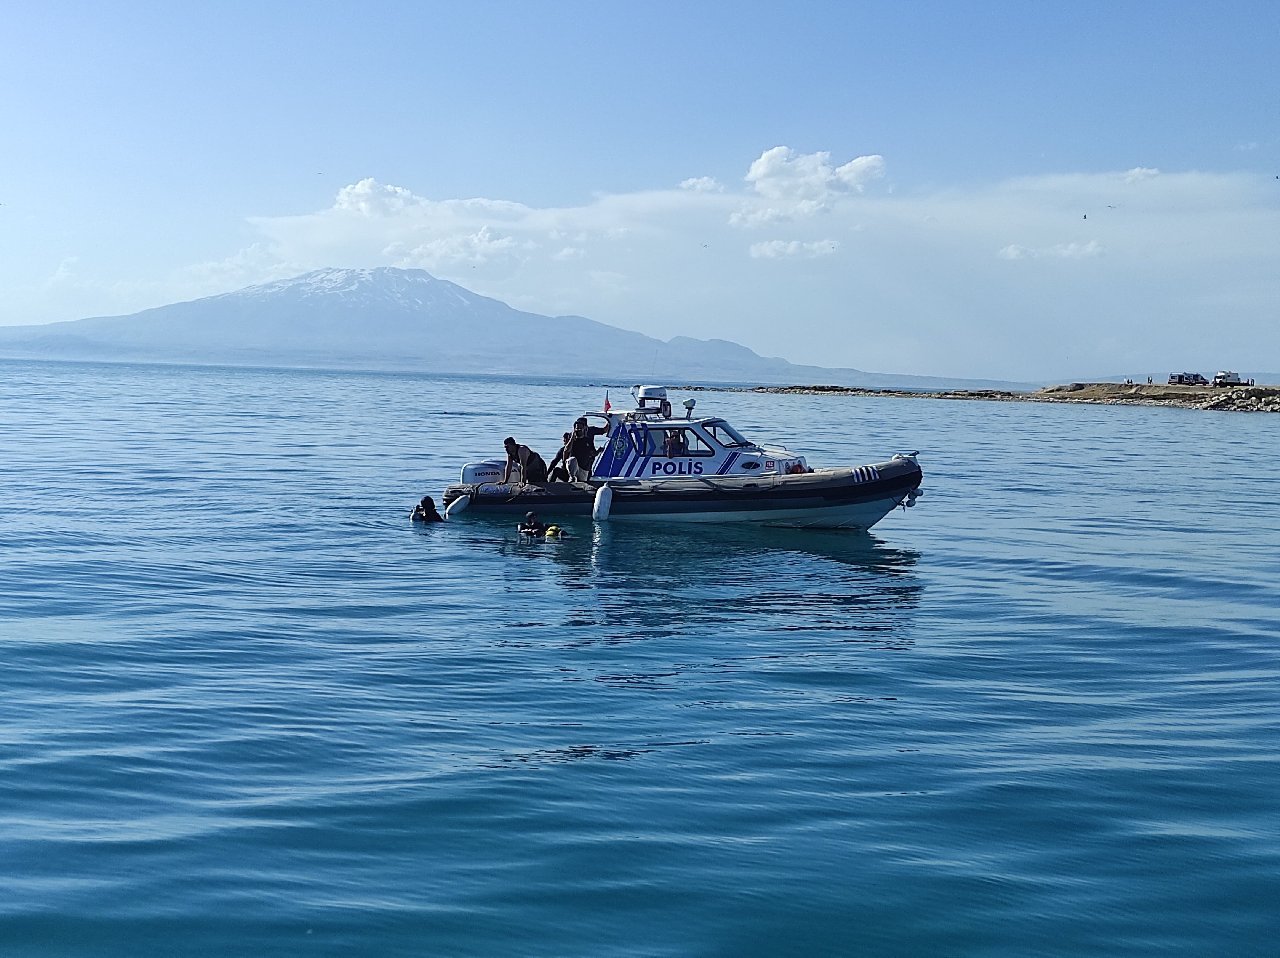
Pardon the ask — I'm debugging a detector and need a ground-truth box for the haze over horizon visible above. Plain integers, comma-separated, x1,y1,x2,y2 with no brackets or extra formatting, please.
3,2,1279,381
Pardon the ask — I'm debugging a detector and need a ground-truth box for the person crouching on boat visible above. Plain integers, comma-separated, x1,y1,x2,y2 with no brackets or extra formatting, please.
547,432,574,482
565,417,607,481
410,495,445,522
502,436,549,485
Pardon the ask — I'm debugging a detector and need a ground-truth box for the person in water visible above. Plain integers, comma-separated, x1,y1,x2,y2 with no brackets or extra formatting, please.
547,432,574,482
518,511,547,536
410,495,445,522
518,511,565,539
502,436,549,484
564,417,608,481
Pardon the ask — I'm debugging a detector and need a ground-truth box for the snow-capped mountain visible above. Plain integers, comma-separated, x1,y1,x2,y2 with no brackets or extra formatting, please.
0,267,1021,388
215,267,487,312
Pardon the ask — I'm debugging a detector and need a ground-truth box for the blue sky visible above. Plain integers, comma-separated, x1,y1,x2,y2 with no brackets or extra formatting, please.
3,1,1279,379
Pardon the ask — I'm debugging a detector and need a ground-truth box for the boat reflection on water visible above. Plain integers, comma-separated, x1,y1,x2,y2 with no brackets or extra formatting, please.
470,518,922,651
418,519,925,772
589,522,921,650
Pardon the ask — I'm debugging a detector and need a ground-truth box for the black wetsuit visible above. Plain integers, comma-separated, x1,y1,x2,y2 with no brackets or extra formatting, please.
568,426,607,470
548,439,574,481
523,450,548,483
507,445,548,484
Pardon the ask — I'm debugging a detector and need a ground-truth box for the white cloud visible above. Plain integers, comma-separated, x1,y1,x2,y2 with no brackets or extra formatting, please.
334,178,423,216
729,201,825,229
680,176,723,192
176,244,303,293
1124,167,1160,183
43,257,80,288
749,239,840,259
391,226,520,269
729,207,783,229
998,240,1103,260
1053,240,1104,259
833,154,887,190
729,148,885,229
745,146,885,201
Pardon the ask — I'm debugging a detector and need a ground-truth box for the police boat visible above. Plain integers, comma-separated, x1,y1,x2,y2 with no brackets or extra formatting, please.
440,386,923,530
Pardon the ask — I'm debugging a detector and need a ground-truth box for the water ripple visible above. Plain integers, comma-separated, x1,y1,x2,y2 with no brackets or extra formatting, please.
2,361,1279,957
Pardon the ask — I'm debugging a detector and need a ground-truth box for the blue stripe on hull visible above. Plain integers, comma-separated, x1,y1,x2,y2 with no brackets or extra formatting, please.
716,451,741,475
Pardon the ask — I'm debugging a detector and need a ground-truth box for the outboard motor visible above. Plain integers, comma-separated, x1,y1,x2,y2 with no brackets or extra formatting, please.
459,459,507,484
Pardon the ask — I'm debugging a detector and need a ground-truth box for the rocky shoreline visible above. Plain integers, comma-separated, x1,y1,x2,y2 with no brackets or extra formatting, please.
679,381,1280,413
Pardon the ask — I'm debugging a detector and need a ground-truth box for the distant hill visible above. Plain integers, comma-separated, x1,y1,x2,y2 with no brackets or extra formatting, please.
0,267,1032,390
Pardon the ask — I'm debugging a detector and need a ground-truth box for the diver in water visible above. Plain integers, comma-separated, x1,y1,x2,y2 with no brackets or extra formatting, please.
518,511,547,536
517,511,565,539
410,495,445,522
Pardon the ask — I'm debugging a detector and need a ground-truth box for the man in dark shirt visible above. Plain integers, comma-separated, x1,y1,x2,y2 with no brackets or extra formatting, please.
565,417,608,481
548,432,574,482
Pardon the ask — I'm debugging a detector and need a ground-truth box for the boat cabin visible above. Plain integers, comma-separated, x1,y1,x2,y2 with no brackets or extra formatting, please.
587,385,806,480
454,386,809,487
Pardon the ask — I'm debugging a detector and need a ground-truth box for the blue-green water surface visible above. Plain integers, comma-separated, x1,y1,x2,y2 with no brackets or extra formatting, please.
2,360,1278,956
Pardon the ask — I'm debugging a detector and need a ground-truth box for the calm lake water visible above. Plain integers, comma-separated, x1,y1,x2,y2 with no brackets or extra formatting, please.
2,359,1278,957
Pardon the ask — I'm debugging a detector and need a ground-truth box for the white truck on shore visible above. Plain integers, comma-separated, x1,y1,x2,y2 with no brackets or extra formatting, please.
1212,370,1250,387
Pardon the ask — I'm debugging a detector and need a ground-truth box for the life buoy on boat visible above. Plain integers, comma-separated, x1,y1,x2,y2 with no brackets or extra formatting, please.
592,484,613,521
445,493,471,518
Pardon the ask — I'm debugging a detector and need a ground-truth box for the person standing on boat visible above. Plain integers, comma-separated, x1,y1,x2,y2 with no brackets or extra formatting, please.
564,417,608,481
502,437,549,485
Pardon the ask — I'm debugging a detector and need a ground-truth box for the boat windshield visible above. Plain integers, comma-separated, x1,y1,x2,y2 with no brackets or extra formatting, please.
705,419,752,448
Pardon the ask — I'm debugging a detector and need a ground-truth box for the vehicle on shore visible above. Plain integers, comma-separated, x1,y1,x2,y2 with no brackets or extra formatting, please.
1168,372,1209,385
441,386,923,530
1212,370,1251,387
